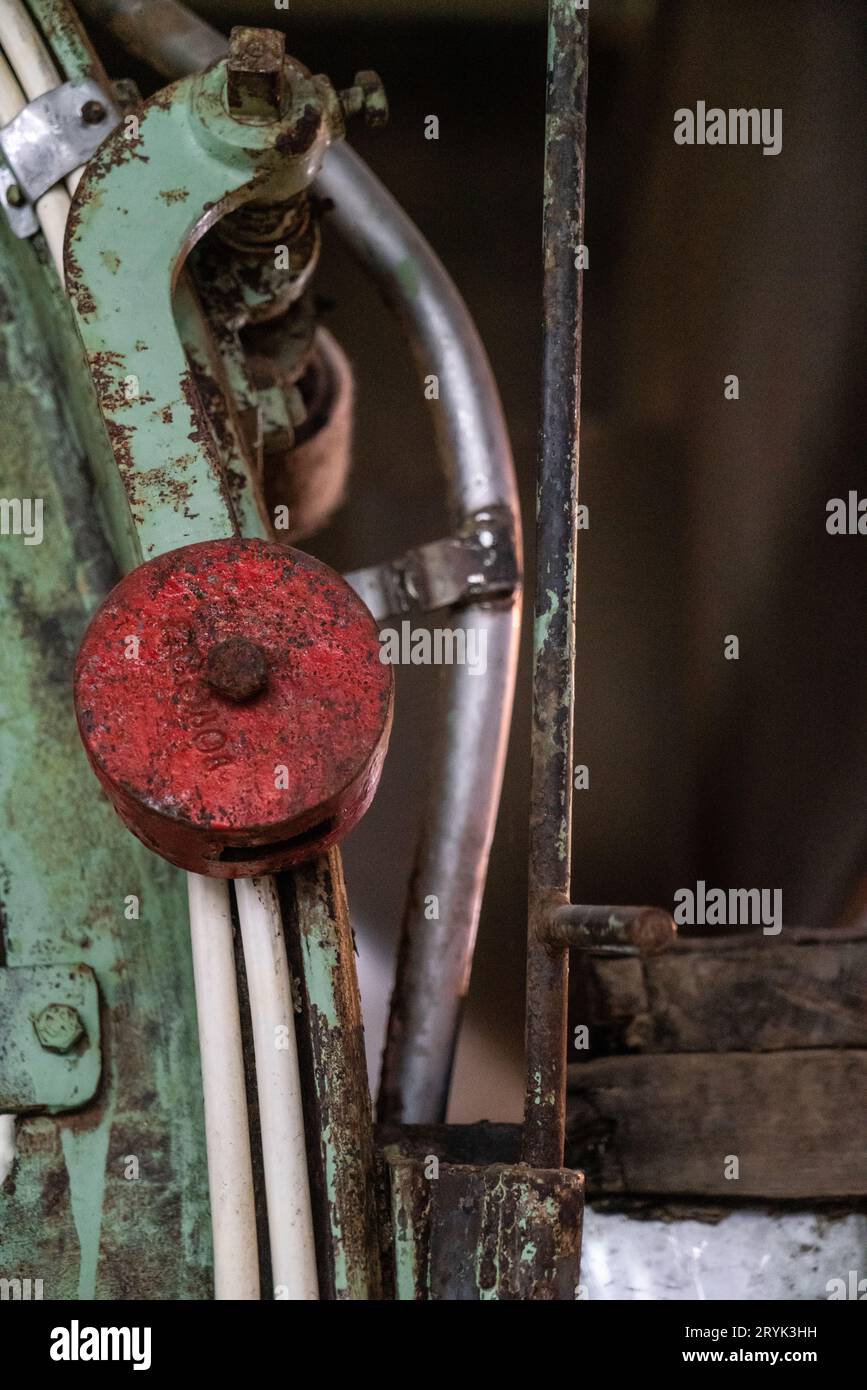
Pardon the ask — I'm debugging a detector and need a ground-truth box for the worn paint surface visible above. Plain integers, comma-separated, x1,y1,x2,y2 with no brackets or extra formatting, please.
0,966,100,1112
524,0,589,1169
64,58,333,564
0,214,211,1297
74,539,393,875
388,1158,584,1300
26,0,108,88
281,853,383,1299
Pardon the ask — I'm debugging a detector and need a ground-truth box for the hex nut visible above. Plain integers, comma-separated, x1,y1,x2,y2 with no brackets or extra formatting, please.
34,1004,85,1054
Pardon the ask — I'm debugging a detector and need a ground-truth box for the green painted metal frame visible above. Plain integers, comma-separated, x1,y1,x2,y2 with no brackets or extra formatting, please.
0,208,212,1298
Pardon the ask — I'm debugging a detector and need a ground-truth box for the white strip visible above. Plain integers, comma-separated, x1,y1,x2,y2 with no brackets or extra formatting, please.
0,1114,16,1185
188,873,260,1300
236,875,319,1300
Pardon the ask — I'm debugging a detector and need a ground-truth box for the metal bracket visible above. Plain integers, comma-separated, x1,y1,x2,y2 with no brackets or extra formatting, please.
345,507,520,622
0,964,102,1114
0,80,118,237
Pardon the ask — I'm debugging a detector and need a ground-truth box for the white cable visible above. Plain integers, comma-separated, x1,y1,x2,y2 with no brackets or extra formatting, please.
188,873,260,1300
0,43,68,273
0,1114,16,1186
0,0,62,99
0,44,22,123
236,875,319,1300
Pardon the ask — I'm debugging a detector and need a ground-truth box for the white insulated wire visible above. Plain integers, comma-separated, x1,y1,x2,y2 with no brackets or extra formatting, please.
188,873,260,1300
236,875,318,1300
0,1114,15,1185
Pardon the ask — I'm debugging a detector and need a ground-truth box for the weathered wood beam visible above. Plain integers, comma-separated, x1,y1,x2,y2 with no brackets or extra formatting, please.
567,1051,867,1198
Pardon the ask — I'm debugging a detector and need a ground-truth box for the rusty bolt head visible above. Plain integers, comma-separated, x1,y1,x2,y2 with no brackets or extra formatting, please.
34,1004,85,1054
227,26,285,124
340,71,388,130
205,636,269,703
80,99,107,125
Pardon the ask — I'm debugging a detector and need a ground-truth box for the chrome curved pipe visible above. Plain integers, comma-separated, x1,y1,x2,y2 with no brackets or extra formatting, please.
315,145,522,1124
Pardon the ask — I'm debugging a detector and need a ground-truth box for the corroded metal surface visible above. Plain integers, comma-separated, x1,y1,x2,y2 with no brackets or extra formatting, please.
74,539,393,876
280,852,383,1299
63,54,336,565
523,0,589,1169
544,904,677,956
0,965,100,1111
27,0,112,89
388,1159,584,1300
0,214,211,1297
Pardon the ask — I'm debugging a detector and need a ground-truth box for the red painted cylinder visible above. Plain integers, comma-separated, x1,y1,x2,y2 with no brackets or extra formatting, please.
74,538,393,877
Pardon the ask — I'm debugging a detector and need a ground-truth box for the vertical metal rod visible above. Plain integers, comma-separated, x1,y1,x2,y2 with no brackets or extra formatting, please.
523,1,588,1168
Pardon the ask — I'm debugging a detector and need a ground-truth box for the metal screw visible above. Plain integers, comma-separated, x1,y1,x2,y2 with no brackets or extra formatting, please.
33,1004,85,1054
205,637,269,703
226,26,285,124
339,71,388,130
80,99,107,125
5,183,24,208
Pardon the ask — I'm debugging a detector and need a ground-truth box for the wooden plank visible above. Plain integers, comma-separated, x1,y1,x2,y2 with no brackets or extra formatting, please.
585,934,867,1052
567,1051,867,1198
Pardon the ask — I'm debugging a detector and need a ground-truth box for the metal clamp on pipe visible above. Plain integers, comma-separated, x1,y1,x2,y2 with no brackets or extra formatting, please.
345,507,520,621
0,78,117,235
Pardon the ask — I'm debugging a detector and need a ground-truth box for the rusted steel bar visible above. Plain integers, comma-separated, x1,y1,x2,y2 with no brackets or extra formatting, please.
541,903,677,955
523,1,588,1169
279,851,383,1299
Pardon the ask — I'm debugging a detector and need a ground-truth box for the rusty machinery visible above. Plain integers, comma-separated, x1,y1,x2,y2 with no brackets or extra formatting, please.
0,0,676,1299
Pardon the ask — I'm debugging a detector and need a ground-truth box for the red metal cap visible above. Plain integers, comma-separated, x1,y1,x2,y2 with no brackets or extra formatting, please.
74,539,393,877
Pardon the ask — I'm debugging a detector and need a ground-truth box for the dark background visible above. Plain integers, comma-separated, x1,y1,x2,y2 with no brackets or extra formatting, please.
111,1,867,1118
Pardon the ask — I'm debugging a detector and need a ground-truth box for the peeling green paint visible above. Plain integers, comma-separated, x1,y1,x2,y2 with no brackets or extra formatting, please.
534,588,559,654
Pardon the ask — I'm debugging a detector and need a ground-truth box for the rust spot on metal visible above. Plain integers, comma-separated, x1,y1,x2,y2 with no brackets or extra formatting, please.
204,635,268,702
275,104,320,156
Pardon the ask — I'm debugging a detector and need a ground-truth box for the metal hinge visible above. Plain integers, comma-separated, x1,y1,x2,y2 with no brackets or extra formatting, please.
0,80,119,239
